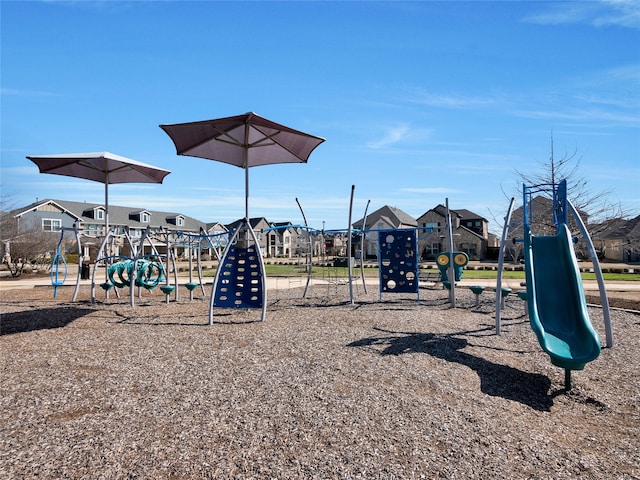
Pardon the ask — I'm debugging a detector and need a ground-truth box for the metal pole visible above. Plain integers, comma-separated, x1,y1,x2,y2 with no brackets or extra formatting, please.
496,197,516,335
347,185,355,304
104,172,110,299
245,165,249,221
72,223,82,302
445,199,455,307
360,199,370,295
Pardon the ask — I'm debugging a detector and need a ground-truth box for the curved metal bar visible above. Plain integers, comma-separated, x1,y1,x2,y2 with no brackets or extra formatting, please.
568,199,613,348
360,199,370,295
209,225,242,325
296,197,313,298
445,199,455,307
71,224,82,302
496,197,516,335
347,185,355,305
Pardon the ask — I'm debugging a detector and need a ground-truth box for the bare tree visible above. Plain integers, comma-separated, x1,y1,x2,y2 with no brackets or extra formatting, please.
511,135,638,260
1,196,58,277
516,136,631,225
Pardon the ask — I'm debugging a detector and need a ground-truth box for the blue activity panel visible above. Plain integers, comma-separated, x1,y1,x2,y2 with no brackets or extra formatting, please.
213,244,263,309
378,229,419,296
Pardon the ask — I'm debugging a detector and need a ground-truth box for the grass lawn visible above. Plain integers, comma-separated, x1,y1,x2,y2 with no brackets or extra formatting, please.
199,264,639,282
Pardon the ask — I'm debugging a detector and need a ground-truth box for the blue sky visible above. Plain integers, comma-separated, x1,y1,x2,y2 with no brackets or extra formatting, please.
2,0,638,234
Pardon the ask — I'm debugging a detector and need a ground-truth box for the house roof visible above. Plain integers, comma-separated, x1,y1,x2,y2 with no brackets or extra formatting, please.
454,208,487,222
13,199,83,222
13,198,207,232
429,204,460,219
353,205,417,229
418,204,487,221
206,221,228,231
509,195,590,228
591,215,640,240
226,217,269,231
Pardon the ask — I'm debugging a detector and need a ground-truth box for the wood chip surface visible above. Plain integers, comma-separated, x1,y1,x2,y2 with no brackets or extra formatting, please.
1,284,638,479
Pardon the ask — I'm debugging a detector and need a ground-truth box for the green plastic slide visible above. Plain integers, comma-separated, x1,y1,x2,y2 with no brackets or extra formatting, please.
524,223,601,371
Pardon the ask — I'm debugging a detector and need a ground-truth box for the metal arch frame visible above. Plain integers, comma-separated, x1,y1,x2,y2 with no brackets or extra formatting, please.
567,199,613,348
208,218,267,324
50,224,83,300
495,197,516,335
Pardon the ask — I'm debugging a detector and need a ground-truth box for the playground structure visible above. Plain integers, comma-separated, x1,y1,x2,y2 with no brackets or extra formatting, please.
514,180,611,389
46,220,231,307
378,228,419,300
30,159,617,394
174,230,215,301
435,251,469,288
90,225,180,306
49,224,83,300
208,220,267,323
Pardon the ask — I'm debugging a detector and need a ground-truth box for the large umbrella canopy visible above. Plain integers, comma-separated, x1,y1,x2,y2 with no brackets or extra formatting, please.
26,151,171,231
27,151,171,185
160,112,325,168
160,112,325,218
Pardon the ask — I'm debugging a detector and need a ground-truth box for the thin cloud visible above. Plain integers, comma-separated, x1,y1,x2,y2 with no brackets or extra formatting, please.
367,124,410,149
524,0,640,29
0,87,60,97
400,187,462,194
405,88,498,109
513,106,639,126
1,166,40,176
366,124,432,149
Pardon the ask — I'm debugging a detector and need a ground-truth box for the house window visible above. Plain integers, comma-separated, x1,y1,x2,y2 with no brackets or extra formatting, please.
460,243,477,257
426,242,439,255
42,218,62,232
96,209,104,220
86,224,99,236
141,212,150,223
177,217,184,227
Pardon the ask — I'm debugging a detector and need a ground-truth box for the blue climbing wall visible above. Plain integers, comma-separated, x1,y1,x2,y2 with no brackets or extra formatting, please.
378,229,419,294
213,244,263,308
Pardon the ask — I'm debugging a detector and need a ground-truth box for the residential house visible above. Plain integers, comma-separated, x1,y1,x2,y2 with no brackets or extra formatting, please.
264,221,295,258
508,195,590,261
416,205,495,260
205,222,230,260
8,199,208,261
588,215,640,262
352,205,418,259
323,232,347,257
225,217,271,256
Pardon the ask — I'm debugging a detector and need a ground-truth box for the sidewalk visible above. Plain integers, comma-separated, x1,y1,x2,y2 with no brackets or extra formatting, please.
0,275,339,292
1,274,638,293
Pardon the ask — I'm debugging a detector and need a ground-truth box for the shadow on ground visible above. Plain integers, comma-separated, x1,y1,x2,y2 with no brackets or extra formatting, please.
0,307,94,335
348,326,554,412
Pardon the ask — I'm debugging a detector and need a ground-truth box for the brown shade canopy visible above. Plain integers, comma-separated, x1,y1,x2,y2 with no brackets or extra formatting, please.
160,112,325,169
